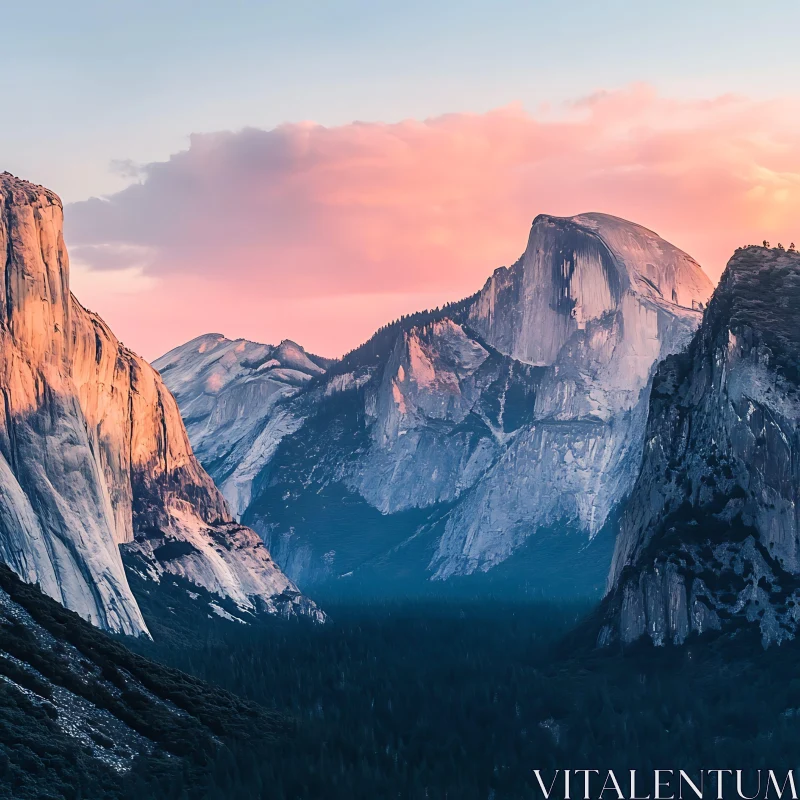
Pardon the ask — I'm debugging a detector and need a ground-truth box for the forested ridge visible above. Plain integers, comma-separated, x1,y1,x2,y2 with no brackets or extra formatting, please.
0,565,286,800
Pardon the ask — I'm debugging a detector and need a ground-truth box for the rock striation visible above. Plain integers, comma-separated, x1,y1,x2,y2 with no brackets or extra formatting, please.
161,213,713,593
600,246,800,647
0,173,321,634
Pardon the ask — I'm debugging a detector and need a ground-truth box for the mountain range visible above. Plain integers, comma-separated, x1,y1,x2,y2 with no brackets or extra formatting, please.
2,167,795,653
157,212,714,597
1,166,798,800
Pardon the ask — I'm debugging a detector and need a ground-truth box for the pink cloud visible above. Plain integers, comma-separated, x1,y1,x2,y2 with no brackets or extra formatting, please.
66,84,800,360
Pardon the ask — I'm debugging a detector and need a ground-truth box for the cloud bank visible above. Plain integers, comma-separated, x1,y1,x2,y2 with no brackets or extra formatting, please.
66,84,800,360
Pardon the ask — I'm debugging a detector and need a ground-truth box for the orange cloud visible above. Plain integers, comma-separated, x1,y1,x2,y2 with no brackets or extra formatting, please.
66,84,800,360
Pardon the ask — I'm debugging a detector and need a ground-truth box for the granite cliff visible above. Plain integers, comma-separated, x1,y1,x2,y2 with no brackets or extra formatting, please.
600,245,800,647
0,173,321,634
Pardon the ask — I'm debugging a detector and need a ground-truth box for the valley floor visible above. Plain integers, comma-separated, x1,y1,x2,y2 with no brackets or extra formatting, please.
125,587,800,800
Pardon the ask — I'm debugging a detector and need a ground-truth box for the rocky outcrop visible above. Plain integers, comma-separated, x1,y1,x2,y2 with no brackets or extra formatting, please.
600,246,800,648
161,213,713,593
467,213,711,367
0,173,321,634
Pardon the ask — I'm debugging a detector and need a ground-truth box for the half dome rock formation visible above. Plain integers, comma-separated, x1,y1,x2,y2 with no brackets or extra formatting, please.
600,245,800,648
161,213,713,595
430,213,714,578
0,172,321,635
468,213,711,367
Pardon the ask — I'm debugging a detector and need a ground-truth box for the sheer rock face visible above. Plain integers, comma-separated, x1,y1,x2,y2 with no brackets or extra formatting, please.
601,247,800,648
160,213,713,590
0,173,321,634
468,214,712,368
432,214,713,577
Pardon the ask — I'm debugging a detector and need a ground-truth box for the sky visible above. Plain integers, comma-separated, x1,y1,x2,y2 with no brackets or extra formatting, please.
4,1,800,359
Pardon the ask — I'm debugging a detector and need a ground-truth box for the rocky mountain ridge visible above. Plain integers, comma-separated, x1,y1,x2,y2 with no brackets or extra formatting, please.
0,172,321,634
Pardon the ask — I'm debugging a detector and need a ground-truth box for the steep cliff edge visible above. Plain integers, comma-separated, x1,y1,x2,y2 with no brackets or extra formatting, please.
161,213,713,593
600,246,800,647
0,172,321,634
